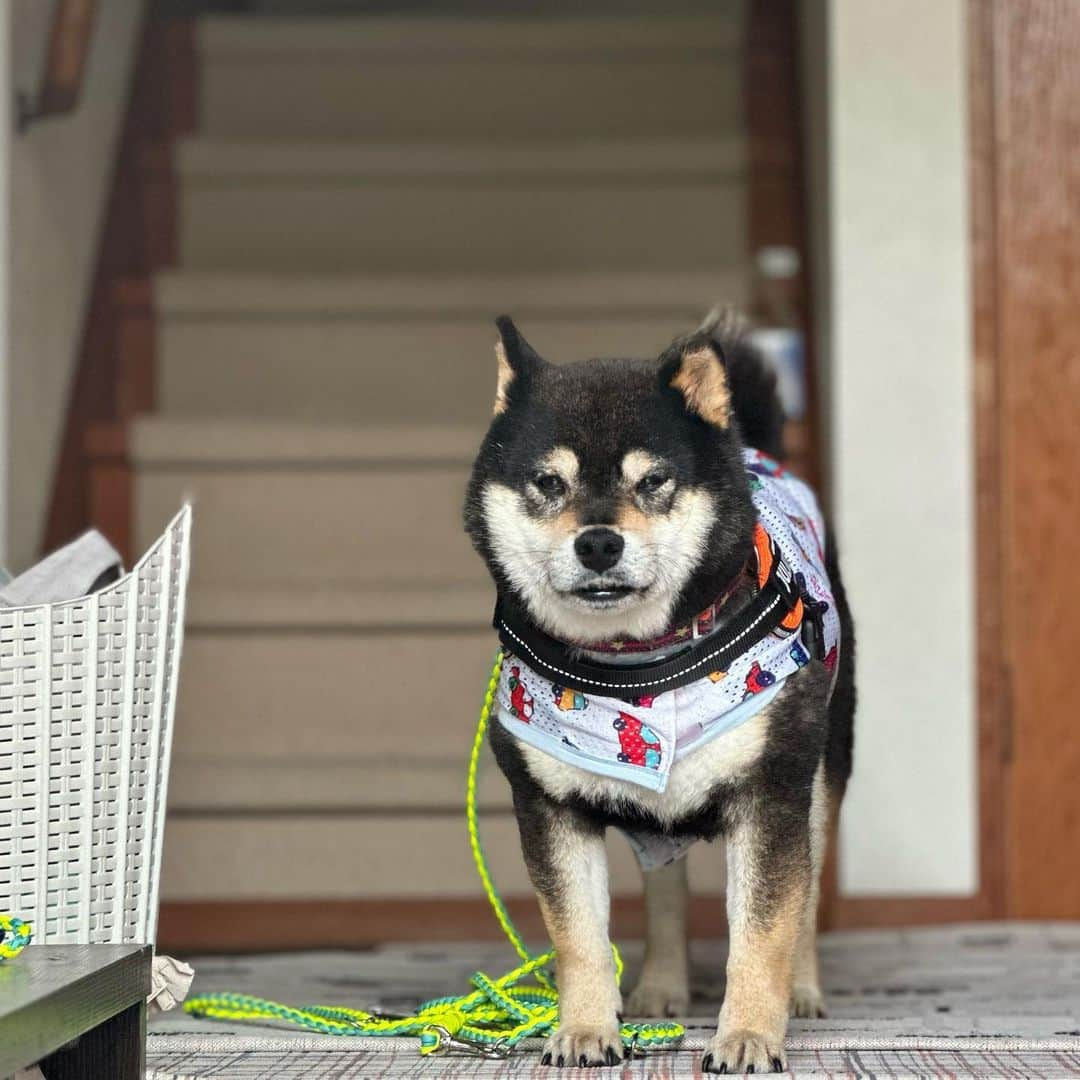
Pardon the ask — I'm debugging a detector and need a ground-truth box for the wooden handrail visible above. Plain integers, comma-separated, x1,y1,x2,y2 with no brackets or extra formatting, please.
17,0,99,132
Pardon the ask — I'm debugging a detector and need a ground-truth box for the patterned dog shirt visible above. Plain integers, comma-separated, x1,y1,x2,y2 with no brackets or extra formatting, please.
494,449,841,869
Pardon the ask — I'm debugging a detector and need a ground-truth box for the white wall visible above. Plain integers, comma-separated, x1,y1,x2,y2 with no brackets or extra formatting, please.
7,0,141,571
0,5,9,569
813,0,976,894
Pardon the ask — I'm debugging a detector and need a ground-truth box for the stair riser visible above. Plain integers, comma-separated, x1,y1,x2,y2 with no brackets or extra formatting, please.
200,60,740,141
172,631,497,765
179,182,744,271
169,755,512,812
156,314,717,422
161,813,726,899
136,466,483,587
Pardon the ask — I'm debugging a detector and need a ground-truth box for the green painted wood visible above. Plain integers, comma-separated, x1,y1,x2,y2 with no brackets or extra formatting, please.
0,944,150,1078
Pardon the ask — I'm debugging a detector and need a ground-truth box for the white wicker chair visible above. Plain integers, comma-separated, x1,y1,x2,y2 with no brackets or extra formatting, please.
0,506,192,945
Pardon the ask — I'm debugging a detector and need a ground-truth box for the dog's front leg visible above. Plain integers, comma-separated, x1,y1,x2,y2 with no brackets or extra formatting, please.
626,857,690,1017
703,805,810,1074
519,803,622,1067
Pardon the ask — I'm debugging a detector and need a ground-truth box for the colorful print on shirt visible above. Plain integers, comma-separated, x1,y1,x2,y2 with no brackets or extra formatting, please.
493,448,841,868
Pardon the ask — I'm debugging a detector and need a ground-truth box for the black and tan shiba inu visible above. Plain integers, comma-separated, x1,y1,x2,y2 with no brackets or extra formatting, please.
463,314,855,1073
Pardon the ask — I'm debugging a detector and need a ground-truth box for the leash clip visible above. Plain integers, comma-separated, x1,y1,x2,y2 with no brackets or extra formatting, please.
795,572,828,661
426,1025,513,1059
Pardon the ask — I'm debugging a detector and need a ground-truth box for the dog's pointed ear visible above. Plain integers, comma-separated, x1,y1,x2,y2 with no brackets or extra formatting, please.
659,334,732,428
493,315,544,415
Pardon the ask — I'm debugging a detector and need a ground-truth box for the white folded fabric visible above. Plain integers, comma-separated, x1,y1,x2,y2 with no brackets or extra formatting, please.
0,530,121,607
150,955,196,1013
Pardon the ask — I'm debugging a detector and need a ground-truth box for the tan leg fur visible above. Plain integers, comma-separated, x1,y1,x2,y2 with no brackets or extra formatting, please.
626,857,690,1017
704,818,810,1073
535,817,623,1067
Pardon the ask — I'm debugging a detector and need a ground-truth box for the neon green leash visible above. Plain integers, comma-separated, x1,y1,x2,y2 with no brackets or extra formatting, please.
185,651,684,1058
0,915,32,961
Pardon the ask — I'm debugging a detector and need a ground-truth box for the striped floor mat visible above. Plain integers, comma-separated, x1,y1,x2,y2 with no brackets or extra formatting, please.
147,923,1080,1078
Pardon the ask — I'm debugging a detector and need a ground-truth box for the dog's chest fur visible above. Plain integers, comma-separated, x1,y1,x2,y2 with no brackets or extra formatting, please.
517,704,771,828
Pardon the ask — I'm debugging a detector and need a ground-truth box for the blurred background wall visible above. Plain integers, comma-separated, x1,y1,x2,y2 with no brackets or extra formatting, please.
13,0,1078,950
811,0,975,896
7,0,141,571
0,6,8,569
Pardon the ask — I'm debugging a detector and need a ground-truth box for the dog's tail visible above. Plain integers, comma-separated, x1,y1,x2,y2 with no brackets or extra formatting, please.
699,307,786,460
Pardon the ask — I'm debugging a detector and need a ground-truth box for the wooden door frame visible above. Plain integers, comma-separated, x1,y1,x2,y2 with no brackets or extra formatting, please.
966,0,1008,924
971,1,1080,917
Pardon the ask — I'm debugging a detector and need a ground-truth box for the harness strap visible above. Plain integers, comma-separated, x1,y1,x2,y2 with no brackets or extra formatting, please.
493,526,803,697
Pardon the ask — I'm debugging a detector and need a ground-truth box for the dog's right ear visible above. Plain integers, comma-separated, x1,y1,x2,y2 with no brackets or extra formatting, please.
493,315,543,415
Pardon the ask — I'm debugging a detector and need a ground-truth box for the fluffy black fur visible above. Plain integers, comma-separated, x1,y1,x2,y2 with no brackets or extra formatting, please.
464,312,856,795
463,317,856,1058
465,321,766,628
724,336,787,462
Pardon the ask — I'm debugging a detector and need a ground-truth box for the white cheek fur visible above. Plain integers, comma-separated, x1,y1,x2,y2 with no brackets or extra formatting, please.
481,482,716,643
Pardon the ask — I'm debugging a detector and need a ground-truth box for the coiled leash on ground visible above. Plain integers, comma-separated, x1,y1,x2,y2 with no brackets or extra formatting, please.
185,651,685,1059
0,915,32,961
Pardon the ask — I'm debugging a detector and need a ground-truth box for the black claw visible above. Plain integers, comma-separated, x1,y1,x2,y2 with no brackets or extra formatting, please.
579,1055,588,1067
702,1052,713,1071
541,1053,552,1066
556,1055,565,1068
772,1057,784,1073
719,1064,729,1074
605,1047,620,1066
747,1066,756,1074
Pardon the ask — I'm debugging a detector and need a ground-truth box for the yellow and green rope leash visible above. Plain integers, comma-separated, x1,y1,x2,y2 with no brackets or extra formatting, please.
184,651,684,1059
0,915,32,961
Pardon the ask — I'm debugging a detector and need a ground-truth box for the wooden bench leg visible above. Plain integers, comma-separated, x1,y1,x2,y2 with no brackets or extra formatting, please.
39,1000,145,1080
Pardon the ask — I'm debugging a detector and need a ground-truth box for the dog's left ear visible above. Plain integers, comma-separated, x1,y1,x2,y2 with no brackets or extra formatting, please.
493,315,544,415
659,334,731,428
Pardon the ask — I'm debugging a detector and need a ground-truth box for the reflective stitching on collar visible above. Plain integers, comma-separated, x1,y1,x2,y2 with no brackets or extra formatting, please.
497,593,783,691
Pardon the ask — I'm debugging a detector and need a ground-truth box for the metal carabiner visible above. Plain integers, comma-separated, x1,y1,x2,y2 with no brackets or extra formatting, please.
425,1025,513,1059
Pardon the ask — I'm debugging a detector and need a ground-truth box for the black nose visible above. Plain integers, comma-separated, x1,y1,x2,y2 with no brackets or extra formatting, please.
574,528,625,573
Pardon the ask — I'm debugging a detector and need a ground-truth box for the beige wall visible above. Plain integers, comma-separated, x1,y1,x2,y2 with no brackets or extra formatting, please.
807,0,976,895
7,0,141,570
0,6,9,568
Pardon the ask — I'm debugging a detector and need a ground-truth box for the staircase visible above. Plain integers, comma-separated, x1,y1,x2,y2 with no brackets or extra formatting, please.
104,8,755,942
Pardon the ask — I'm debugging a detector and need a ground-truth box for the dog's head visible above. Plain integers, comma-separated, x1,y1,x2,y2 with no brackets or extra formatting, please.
463,317,756,645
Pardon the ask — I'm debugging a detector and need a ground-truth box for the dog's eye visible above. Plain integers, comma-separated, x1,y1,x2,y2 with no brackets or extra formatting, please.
534,473,567,497
637,472,672,495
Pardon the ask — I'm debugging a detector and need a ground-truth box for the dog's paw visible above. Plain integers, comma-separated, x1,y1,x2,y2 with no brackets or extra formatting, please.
790,982,827,1019
540,1023,623,1068
702,1029,786,1074
625,976,689,1018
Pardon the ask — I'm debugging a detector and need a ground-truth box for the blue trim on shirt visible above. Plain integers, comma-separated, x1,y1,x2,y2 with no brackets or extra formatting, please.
495,675,786,794
675,678,786,757
495,708,671,792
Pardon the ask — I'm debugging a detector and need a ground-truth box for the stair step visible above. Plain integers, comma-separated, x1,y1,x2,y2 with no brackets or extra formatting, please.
176,138,745,272
185,582,492,631
132,418,484,588
170,620,499,804
153,268,746,315
197,14,743,140
174,620,496,763
169,756,512,814
161,812,726,900
176,136,744,180
130,416,481,465
149,270,747,423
